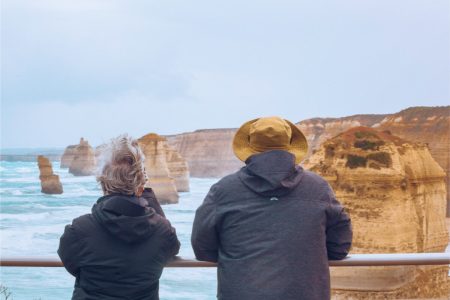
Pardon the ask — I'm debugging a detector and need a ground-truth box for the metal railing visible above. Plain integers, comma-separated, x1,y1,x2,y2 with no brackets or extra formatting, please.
1,253,450,268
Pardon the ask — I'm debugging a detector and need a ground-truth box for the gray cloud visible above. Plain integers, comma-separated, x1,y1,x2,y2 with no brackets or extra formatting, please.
1,0,449,147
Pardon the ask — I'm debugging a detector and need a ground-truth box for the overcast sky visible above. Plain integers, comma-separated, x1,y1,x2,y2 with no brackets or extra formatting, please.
1,0,449,148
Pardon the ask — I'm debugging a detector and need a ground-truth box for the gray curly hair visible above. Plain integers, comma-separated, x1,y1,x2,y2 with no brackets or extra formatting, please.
96,134,147,195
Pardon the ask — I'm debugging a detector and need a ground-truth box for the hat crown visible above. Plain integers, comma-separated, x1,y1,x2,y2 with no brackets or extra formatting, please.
233,116,308,164
249,117,292,150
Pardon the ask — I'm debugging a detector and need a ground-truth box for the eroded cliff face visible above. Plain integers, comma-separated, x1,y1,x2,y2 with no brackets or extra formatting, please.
68,139,96,176
297,114,385,157
299,106,450,215
304,127,449,299
375,107,450,216
166,129,243,178
138,133,179,204
38,155,63,194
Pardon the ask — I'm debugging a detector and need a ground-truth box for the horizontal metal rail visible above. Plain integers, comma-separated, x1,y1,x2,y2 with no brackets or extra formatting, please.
1,253,449,268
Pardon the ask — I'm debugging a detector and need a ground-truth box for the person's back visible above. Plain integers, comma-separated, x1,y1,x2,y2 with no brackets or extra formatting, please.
191,117,352,300
58,135,180,300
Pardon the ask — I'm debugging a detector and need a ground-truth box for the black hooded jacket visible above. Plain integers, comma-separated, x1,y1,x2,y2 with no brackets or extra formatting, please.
58,189,180,300
191,150,352,300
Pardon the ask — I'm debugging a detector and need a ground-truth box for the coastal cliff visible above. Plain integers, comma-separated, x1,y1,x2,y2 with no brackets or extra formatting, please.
304,127,449,299
37,155,63,194
297,114,385,156
138,133,179,204
299,106,450,215
375,107,450,216
165,106,449,214
166,107,448,179
166,129,243,178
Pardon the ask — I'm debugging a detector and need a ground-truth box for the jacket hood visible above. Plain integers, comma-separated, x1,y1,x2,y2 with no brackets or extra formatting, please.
92,194,160,244
239,150,305,197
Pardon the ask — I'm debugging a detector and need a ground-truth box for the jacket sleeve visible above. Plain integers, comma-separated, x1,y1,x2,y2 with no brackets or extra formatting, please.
191,184,220,262
162,218,181,259
324,186,352,260
141,188,166,218
57,224,83,277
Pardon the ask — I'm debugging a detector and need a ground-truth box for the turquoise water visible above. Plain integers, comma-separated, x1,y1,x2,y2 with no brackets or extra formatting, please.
0,161,218,300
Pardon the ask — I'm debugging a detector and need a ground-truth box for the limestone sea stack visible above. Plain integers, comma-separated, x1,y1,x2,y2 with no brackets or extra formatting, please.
304,127,449,299
138,133,179,204
60,144,78,168
164,144,190,192
68,138,96,176
37,155,63,194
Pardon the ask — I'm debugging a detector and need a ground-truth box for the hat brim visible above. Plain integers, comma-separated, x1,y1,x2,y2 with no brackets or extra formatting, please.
233,118,308,164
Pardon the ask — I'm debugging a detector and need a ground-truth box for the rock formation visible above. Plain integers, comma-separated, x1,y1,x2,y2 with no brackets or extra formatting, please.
166,129,243,178
447,218,450,240
138,133,179,204
375,106,450,216
298,106,450,215
60,144,78,168
164,144,190,192
304,127,449,299
68,138,96,176
37,155,63,194
297,114,386,157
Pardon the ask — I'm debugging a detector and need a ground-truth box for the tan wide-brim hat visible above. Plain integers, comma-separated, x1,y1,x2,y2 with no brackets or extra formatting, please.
233,116,308,164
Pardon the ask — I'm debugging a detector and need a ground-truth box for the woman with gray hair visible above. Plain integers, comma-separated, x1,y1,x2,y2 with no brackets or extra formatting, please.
58,135,180,300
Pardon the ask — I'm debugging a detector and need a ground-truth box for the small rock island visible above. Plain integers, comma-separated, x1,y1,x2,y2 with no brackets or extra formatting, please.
38,155,63,194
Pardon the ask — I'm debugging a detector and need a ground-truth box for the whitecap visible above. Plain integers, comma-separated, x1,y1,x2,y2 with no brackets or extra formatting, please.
0,212,51,222
0,187,38,196
15,167,35,173
0,177,39,183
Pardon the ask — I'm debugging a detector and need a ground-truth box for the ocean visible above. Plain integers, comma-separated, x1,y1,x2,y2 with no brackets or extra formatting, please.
0,160,217,300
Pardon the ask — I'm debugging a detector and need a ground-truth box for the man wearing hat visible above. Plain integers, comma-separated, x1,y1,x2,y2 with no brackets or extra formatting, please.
191,117,352,300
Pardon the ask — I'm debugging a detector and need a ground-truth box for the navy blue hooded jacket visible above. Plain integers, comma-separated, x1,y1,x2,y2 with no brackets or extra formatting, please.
191,150,352,300
58,189,179,300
